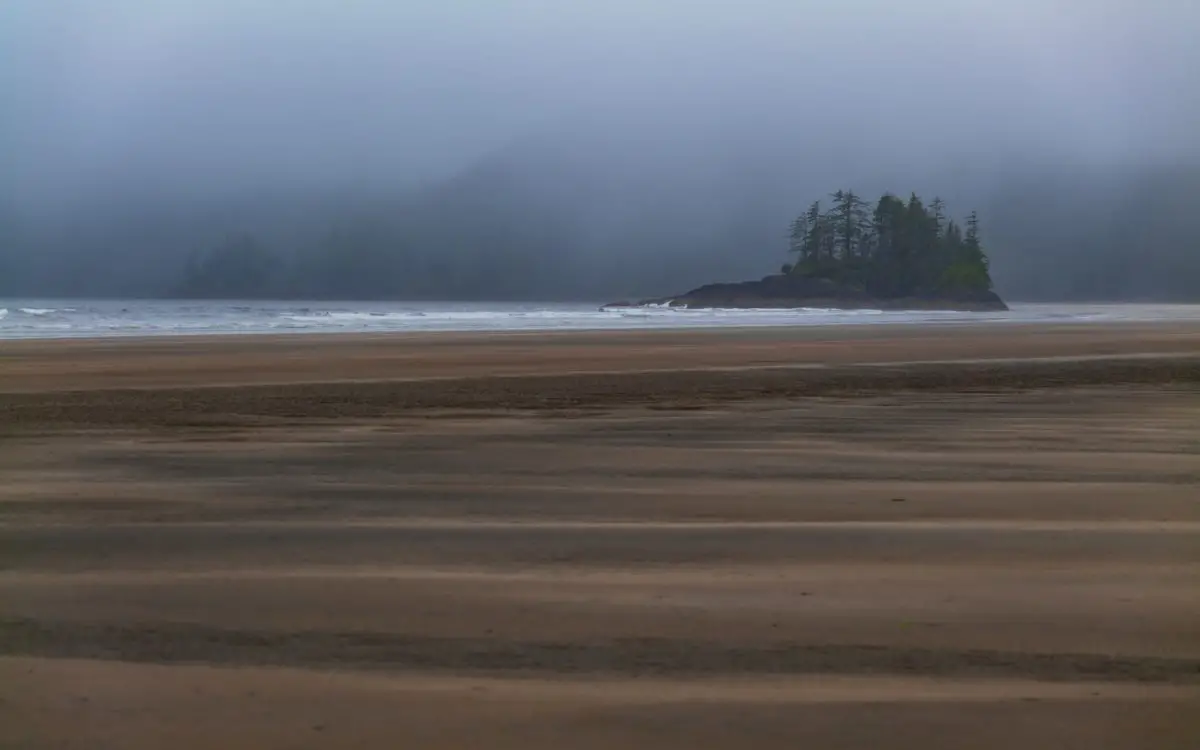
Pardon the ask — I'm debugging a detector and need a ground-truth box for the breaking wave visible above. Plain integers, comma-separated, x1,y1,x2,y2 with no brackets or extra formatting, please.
0,300,1197,340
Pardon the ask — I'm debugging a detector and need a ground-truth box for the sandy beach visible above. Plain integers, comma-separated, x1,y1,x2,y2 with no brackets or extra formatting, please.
2,323,1198,749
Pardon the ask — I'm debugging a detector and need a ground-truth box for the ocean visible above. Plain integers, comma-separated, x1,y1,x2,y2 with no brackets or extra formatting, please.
1,300,1198,340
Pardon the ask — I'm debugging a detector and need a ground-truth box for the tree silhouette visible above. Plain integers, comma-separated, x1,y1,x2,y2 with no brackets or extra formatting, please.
789,191,993,297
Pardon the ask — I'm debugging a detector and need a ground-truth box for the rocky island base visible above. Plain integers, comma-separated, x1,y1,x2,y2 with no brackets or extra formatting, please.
605,273,1008,312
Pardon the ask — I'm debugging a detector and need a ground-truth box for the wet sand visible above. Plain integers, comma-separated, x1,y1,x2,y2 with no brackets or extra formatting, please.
2,324,1199,748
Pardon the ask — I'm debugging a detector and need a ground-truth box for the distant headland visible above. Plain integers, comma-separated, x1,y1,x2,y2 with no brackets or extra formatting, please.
606,190,1007,312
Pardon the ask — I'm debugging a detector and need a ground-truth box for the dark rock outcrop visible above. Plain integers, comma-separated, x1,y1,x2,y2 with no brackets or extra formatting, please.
604,274,1008,312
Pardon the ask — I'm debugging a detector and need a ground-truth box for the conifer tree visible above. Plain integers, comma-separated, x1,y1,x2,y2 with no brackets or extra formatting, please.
830,190,870,263
788,191,994,296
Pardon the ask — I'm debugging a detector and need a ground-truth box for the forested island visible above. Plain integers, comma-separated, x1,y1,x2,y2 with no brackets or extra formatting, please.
611,191,1006,311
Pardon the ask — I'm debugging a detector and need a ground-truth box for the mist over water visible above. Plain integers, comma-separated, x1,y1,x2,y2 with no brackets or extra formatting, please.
1,1,1197,302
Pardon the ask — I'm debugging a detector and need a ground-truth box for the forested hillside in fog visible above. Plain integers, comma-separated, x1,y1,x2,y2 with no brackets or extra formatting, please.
984,165,1200,300
2,150,1196,302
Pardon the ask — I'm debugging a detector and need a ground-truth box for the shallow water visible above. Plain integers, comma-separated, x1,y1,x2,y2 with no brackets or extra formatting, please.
1,299,1198,340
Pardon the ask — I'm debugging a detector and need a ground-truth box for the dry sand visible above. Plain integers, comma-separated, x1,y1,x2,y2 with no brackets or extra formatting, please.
1,323,1198,748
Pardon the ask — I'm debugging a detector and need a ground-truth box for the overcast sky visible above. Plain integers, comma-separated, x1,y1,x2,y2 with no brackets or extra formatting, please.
3,0,1197,207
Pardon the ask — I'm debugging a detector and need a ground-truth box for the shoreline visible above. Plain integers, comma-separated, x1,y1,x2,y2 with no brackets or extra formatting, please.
2,300,1200,343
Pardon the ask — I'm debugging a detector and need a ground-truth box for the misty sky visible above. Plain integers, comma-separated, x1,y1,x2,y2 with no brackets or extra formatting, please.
3,0,1197,208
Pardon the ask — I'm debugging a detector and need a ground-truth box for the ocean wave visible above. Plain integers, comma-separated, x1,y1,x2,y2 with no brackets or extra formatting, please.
281,311,420,324
281,309,580,325
17,307,75,316
1,301,1197,340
